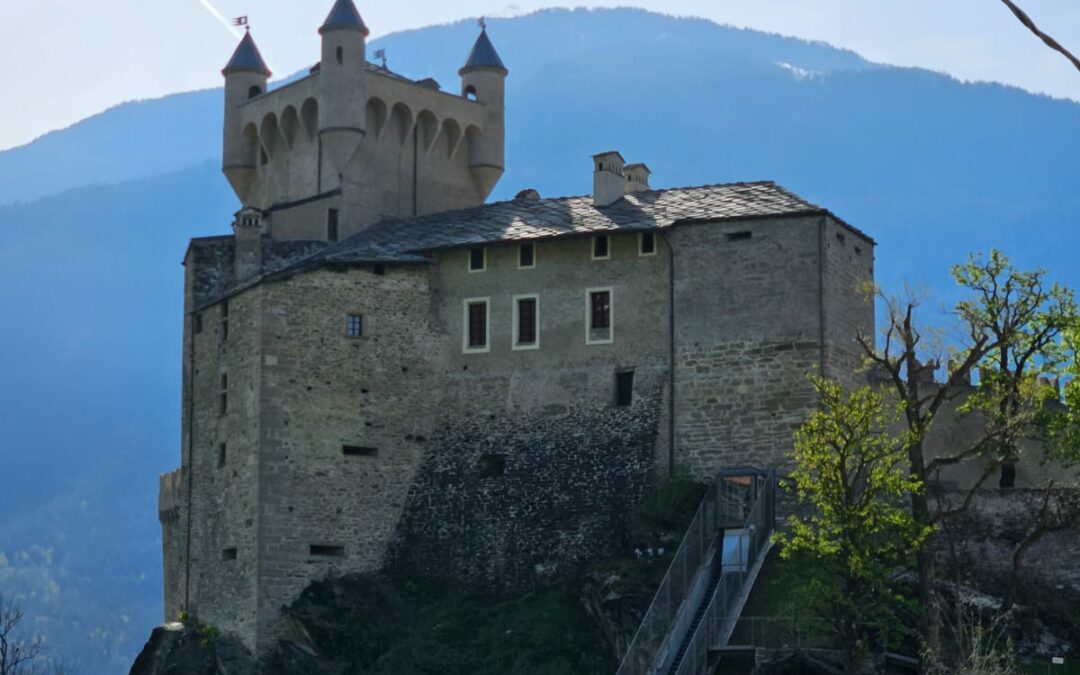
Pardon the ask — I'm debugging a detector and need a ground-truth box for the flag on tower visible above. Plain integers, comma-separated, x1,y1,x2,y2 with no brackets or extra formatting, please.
374,48,387,69
232,16,249,27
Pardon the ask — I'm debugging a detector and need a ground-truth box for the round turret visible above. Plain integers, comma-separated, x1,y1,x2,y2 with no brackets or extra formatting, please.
317,0,368,183
460,26,508,200
222,32,271,203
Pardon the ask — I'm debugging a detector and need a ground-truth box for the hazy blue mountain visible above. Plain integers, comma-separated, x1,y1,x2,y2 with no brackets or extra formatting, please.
1,8,1079,673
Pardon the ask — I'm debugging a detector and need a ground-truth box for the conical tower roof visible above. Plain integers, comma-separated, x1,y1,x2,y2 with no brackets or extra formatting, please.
461,28,507,74
320,0,369,35
222,32,272,77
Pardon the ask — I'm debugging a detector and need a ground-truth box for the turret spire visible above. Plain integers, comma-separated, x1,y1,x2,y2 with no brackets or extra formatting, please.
320,0,369,36
460,24,507,75
222,31,272,78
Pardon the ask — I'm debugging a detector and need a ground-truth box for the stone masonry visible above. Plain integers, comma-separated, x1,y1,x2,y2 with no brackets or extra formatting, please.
158,0,879,653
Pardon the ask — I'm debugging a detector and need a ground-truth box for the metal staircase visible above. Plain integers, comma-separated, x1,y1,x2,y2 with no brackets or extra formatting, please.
616,468,776,675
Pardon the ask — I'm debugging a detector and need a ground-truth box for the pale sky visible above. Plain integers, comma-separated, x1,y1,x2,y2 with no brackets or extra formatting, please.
2,0,1078,151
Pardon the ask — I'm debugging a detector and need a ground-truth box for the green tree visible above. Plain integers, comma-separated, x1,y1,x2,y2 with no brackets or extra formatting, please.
778,376,929,675
855,249,1080,670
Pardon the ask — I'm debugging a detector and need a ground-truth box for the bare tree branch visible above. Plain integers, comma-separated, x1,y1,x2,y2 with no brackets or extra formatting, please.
999,0,1080,74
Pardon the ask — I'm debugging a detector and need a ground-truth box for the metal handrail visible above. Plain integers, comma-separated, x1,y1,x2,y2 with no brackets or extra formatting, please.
615,478,722,675
615,469,776,675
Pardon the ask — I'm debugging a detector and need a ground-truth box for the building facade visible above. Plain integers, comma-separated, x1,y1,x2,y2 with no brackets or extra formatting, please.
158,0,876,651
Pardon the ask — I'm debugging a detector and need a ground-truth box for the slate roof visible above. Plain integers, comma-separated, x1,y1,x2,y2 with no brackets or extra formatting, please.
276,181,869,274
320,0,369,35
223,32,272,77
461,29,507,72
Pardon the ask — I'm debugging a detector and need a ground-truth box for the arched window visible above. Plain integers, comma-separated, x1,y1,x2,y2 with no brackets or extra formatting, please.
464,85,478,101
248,85,262,99
336,46,344,65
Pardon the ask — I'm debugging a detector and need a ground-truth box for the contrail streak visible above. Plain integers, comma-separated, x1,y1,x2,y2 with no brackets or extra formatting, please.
192,0,278,77
195,0,242,39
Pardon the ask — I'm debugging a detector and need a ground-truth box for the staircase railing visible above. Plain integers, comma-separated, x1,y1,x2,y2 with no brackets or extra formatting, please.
615,468,776,675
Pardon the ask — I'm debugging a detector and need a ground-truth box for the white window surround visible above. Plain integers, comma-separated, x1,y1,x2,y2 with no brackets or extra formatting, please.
462,297,491,353
585,286,614,345
512,293,540,351
591,234,611,261
638,231,658,257
468,246,487,273
518,243,537,269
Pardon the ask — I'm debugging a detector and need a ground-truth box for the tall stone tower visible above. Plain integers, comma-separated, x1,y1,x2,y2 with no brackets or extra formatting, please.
218,1,509,252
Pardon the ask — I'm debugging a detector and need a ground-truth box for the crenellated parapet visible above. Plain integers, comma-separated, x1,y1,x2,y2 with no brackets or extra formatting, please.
220,1,507,242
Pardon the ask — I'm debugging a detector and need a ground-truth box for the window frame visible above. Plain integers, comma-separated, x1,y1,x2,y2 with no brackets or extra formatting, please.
517,243,536,269
591,234,611,261
468,246,487,273
638,231,657,257
462,297,491,353
512,293,540,351
345,313,363,338
585,286,614,345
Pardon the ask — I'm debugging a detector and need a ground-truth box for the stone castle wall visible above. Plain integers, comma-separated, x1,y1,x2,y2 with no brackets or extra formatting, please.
161,216,878,650
670,215,874,476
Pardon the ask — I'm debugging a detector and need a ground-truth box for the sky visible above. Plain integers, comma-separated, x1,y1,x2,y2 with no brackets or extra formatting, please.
2,0,1078,151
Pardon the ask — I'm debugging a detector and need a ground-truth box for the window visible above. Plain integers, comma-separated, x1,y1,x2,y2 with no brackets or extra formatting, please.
615,370,635,407
248,85,261,99
464,85,478,101
639,231,656,256
468,246,486,272
586,287,613,345
513,294,539,350
221,301,229,342
463,298,490,352
218,443,227,468
592,234,610,260
342,445,378,456
726,231,752,242
345,313,363,337
193,313,203,334
518,243,535,269
477,453,506,478
219,373,228,415
309,545,345,557
327,208,339,242
222,547,238,561
336,46,344,64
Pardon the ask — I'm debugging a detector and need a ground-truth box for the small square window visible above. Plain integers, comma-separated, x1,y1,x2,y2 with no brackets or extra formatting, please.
726,231,752,242
346,314,363,337
309,544,345,557
463,298,490,352
477,453,506,478
518,243,535,268
342,445,378,456
615,370,634,407
469,247,486,272
639,232,656,256
592,234,610,260
222,547,238,561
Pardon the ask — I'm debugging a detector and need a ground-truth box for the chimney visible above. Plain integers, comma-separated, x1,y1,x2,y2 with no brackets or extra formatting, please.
233,207,266,280
624,163,651,194
592,151,625,207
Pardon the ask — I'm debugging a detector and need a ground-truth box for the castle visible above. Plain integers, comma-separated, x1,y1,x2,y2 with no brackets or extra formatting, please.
157,0,876,652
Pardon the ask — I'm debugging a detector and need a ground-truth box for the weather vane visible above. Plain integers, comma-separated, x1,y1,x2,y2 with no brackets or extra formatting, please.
232,16,249,31
478,16,486,31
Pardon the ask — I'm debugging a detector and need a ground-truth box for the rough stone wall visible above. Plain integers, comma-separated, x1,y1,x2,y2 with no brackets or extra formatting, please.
389,397,659,590
822,215,875,385
670,216,826,477
158,469,186,623
184,282,264,647
253,265,444,648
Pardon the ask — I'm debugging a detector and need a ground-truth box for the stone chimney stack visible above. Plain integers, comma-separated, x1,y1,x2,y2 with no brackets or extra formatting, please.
624,163,651,194
233,207,266,280
593,151,625,207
